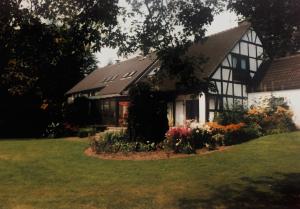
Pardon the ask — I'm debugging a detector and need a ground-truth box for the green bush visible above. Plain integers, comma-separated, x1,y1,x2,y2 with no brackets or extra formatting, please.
214,101,247,125
77,127,95,138
90,130,156,153
248,96,296,135
127,82,171,143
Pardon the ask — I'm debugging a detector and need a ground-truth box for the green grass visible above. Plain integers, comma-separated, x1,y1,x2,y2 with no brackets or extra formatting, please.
1,132,300,209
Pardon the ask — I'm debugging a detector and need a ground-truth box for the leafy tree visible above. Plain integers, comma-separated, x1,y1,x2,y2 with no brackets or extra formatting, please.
229,0,300,58
121,0,222,141
0,0,121,97
127,82,171,143
0,0,122,137
119,0,222,90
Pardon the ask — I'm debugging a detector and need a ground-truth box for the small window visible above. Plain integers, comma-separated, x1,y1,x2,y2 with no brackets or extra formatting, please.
122,72,130,78
186,100,199,122
241,59,247,70
232,54,250,82
128,71,137,77
232,56,238,68
148,67,160,77
122,71,137,79
102,76,112,83
110,75,119,81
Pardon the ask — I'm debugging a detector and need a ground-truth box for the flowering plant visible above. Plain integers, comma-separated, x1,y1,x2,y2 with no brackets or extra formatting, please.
166,127,191,139
165,127,195,153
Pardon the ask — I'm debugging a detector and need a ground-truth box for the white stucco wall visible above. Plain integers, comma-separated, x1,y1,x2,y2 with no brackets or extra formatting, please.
248,90,300,128
173,93,206,126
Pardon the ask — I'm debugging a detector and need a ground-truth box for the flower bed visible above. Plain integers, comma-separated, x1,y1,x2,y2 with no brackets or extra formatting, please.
89,96,296,156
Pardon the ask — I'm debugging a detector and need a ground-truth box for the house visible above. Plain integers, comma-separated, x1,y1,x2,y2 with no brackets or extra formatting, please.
66,22,266,127
249,54,300,128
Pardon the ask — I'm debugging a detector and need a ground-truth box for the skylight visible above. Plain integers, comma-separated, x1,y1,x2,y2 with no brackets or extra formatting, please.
121,71,137,79
102,75,119,83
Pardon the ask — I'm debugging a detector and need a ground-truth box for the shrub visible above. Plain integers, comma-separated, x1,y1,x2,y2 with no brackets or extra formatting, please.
77,127,95,138
164,127,195,154
44,122,79,138
214,101,247,125
248,96,296,135
127,82,171,143
211,133,225,147
207,122,247,145
90,130,156,153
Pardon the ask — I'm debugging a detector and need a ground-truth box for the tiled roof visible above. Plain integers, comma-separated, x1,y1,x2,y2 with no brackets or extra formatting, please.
252,54,300,92
66,54,157,95
188,22,250,78
66,23,251,96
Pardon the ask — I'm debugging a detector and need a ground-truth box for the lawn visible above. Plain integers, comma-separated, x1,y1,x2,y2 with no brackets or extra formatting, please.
1,133,300,209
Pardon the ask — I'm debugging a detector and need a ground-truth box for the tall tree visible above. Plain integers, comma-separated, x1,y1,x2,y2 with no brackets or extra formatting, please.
0,0,122,137
0,0,121,98
229,0,300,58
119,0,222,91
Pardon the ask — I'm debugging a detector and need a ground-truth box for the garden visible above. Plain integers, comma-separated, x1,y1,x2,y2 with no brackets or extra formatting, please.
88,95,296,160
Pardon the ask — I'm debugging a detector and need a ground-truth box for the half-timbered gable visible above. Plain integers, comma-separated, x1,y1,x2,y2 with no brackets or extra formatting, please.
207,25,264,121
67,22,268,127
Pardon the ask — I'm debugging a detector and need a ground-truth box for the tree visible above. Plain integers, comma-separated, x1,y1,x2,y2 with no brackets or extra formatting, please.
0,0,122,137
127,82,170,143
119,0,222,90
229,0,300,58
0,0,121,97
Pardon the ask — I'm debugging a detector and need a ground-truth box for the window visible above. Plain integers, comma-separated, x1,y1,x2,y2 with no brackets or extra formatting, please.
232,54,250,82
185,100,199,122
122,72,130,78
128,71,137,77
110,75,119,81
102,75,118,83
241,59,247,70
148,67,160,77
122,71,137,79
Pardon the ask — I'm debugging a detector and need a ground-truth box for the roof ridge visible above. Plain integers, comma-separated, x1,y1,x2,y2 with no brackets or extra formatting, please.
95,53,157,72
206,23,251,39
274,53,300,61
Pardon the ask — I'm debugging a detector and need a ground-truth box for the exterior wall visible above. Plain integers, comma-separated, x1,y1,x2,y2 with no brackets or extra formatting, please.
249,90,300,128
172,93,206,126
208,28,264,121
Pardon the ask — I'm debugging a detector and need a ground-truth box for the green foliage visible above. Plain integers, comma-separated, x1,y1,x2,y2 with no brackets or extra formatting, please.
213,96,294,145
121,0,220,91
214,101,247,125
229,0,300,57
90,130,156,153
0,0,121,137
77,128,95,138
64,97,94,126
127,82,170,143
164,126,217,154
248,96,296,135
43,122,79,138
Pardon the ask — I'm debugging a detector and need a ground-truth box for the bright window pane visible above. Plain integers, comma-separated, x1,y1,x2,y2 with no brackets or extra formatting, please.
232,57,238,68
241,59,247,70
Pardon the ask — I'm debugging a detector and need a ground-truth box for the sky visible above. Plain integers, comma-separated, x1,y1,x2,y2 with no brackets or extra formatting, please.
96,10,239,67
